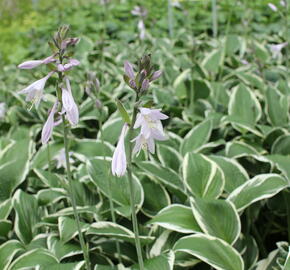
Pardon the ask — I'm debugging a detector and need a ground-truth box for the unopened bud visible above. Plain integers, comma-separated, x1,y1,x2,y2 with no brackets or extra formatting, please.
124,61,135,79
141,79,149,91
150,70,162,81
95,78,100,92
129,79,137,89
95,99,102,109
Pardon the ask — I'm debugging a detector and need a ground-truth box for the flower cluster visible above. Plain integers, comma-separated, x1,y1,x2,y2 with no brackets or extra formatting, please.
17,26,80,145
111,56,168,177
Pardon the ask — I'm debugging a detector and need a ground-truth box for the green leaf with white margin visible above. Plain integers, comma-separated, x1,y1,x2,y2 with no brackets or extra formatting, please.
283,247,290,269
141,177,171,217
272,135,290,155
227,174,288,211
34,169,63,188
226,141,259,158
265,87,289,126
47,235,82,261
0,133,32,202
58,216,89,243
72,139,113,160
13,190,40,244
157,144,182,172
0,199,13,219
0,240,24,270
183,153,224,199
190,197,241,244
228,84,262,129
87,222,154,245
87,158,144,213
209,156,248,193
36,188,66,206
45,262,85,270
31,142,63,169
180,120,212,156
148,204,201,234
202,48,223,74
8,248,58,270
100,117,123,144
131,251,175,270
173,234,244,270
0,220,12,238
137,161,185,195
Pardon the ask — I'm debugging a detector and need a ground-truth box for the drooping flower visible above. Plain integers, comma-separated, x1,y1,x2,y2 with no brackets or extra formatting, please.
138,20,146,40
269,42,288,58
111,124,128,177
134,107,168,140
54,148,73,169
62,77,79,126
268,3,278,11
41,101,58,144
132,133,155,155
18,71,54,108
18,55,56,69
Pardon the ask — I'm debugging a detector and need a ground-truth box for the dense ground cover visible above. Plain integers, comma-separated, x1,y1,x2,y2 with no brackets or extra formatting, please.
1,0,290,269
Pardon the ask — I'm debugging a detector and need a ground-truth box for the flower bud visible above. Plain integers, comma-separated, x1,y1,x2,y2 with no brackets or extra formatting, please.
95,99,102,109
150,70,162,81
124,61,135,79
141,79,149,91
129,79,137,89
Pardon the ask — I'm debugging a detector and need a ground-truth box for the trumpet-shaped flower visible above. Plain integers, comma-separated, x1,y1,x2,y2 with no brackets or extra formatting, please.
62,77,79,126
269,42,288,58
41,102,58,144
132,133,155,155
134,107,168,140
112,124,128,177
18,55,56,69
18,72,54,108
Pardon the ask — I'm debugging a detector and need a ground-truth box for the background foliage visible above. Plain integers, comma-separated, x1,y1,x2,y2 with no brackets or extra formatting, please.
1,0,290,269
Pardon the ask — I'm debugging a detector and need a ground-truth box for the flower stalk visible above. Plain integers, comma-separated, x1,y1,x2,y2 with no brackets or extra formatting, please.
127,95,145,270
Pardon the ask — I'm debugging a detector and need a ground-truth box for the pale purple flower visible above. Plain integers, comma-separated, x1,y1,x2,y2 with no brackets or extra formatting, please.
62,77,79,126
280,0,286,6
269,42,288,58
132,133,155,155
134,107,168,140
138,20,146,40
111,124,128,177
18,60,43,69
18,55,56,69
57,59,80,72
41,102,58,144
18,72,54,108
268,3,278,11
150,70,162,81
124,61,135,79
131,6,148,17
54,148,73,169
0,102,6,119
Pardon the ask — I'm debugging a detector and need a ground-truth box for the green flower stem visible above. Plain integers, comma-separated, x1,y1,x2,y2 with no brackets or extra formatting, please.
61,114,91,270
211,0,218,38
127,94,144,270
47,142,52,173
98,113,122,264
